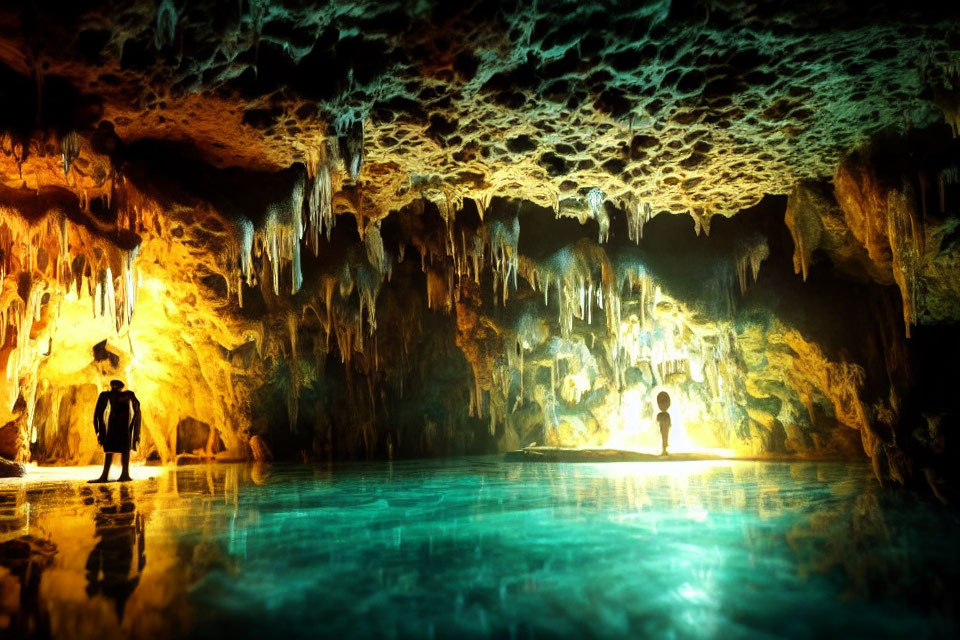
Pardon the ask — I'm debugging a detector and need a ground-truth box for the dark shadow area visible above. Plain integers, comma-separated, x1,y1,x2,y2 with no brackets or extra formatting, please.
0,62,103,151
117,138,306,227
250,255,490,461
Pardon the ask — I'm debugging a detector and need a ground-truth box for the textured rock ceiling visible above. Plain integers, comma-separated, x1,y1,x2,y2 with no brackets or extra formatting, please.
1,0,958,228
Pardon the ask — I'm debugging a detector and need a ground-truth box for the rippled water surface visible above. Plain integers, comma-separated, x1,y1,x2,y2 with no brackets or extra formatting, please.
2,458,959,639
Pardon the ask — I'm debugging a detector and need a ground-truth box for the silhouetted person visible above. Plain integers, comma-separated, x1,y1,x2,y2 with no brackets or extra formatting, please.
656,391,672,456
85,484,145,621
90,380,141,483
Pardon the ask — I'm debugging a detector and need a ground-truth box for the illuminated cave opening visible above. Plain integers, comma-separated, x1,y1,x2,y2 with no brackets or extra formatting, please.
2,1,960,638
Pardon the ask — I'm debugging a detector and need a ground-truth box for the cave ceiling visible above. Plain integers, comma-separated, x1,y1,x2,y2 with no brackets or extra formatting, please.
0,0,958,230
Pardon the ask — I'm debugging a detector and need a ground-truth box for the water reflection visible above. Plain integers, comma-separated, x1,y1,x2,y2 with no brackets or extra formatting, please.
83,485,145,622
0,460,956,639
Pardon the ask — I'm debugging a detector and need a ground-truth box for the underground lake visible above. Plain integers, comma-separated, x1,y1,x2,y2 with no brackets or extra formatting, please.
2,458,959,639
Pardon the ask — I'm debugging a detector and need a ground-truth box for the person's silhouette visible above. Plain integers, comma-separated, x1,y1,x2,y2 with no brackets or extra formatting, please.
84,484,146,621
90,380,141,483
656,391,672,456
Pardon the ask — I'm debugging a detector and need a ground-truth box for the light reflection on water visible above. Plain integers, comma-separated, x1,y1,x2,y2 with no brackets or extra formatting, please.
1,459,958,639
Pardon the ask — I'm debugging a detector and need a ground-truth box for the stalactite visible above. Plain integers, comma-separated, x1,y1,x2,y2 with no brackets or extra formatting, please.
484,214,520,305
586,188,608,243
520,239,618,338
120,246,139,327
251,172,307,296
624,198,654,244
336,112,365,181
734,238,770,296
364,220,386,275
60,132,80,178
237,218,255,306
885,188,923,337
307,164,335,249
425,266,453,312
155,0,177,49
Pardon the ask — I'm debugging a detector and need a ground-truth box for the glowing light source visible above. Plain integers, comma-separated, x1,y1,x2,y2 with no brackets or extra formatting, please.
1,464,167,484
609,384,735,457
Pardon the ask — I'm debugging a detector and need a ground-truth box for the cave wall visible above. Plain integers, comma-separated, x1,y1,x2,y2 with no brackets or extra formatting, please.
780,132,960,496
0,133,958,496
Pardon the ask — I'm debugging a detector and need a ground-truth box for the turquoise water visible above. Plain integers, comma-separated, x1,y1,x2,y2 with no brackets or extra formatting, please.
2,459,959,639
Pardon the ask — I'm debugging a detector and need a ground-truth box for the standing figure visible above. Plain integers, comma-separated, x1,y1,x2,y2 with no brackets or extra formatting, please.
656,391,672,456
90,380,141,483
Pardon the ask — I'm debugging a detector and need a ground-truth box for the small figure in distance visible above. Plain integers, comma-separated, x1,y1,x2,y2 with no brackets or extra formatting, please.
90,380,141,483
656,391,672,456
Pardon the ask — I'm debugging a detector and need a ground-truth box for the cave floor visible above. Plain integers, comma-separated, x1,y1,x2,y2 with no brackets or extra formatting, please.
1,458,958,639
5,464,168,483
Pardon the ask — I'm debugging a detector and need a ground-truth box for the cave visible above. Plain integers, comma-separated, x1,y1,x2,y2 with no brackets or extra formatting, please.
1,0,960,638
